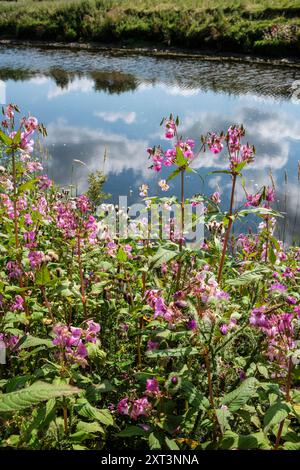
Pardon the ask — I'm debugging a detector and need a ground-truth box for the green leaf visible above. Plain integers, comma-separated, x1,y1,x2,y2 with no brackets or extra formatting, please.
117,247,127,262
257,364,269,379
0,382,80,412
226,267,270,286
18,335,54,350
238,432,270,450
12,129,21,144
149,248,177,268
35,265,51,286
264,401,291,432
77,420,104,435
18,178,38,193
222,378,258,412
165,436,180,450
75,399,114,426
167,167,181,182
146,346,199,359
0,129,12,145
208,170,232,175
181,381,210,410
149,432,162,449
283,441,300,450
216,407,232,434
175,146,187,167
117,425,148,437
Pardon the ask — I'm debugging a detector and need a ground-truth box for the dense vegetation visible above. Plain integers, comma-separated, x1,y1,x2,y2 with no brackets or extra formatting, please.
0,105,299,450
0,0,300,57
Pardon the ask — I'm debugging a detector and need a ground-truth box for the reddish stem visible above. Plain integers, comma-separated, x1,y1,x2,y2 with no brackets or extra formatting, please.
217,173,237,284
77,233,87,318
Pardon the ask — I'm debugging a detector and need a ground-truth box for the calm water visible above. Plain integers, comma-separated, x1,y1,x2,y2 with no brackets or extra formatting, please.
0,45,300,243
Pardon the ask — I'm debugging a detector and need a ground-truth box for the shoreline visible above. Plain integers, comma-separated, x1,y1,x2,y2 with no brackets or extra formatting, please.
1,39,300,70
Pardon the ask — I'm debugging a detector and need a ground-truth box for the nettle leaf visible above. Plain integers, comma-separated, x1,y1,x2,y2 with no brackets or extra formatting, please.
149,432,162,449
35,265,51,286
0,382,80,412
238,207,283,218
222,378,258,412
264,401,291,432
165,436,180,450
146,346,198,359
238,432,270,450
216,407,232,434
117,425,149,437
18,335,54,350
149,248,178,268
77,420,104,435
75,398,114,427
181,381,210,410
226,267,270,286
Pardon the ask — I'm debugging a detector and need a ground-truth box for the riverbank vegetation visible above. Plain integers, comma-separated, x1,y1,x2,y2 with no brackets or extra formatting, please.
0,105,299,450
0,1,300,57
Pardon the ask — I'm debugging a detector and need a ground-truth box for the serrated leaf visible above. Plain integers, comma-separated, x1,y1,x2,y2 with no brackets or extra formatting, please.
0,382,80,412
222,378,258,412
75,399,114,426
165,436,180,450
149,248,177,268
181,381,209,410
77,420,104,434
264,401,291,431
35,265,51,286
18,335,54,350
146,346,198,358
216,407,232,434
117,425,148,437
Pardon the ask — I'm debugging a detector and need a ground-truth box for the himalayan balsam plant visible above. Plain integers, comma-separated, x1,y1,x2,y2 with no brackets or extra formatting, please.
0,106,299,450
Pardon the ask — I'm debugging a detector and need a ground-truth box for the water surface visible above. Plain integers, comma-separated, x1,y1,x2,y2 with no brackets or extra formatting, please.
0,45,300,243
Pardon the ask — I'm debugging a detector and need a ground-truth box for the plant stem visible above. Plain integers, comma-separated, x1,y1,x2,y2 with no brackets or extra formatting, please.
77,233,87,318
176,168,185,290
63,402,69,435
12,151,23,289
217,173,237,284
274,357,293,450
40,285,53,321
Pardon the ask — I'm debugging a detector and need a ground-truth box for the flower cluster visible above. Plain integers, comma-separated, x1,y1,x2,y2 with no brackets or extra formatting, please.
52,320,101,367
250,307,296,367
117,396,151,420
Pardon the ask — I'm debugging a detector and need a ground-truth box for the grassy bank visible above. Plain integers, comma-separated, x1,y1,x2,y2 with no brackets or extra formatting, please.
0,0,300,57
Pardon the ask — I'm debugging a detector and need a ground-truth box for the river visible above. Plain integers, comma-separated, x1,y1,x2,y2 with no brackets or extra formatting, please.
0,45,300,244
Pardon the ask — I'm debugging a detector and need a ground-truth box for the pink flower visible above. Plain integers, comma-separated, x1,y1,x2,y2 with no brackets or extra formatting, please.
164,119,176,139
11,295,24,311
130,397,150,420
117,398,129,416
207,132,224,154
211,192,221,204
28,251,43,269
146,378,160,395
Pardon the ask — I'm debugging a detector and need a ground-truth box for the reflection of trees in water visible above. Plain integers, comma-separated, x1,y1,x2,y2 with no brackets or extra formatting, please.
0,61,299,98
90,71,138,94
0,67,139,94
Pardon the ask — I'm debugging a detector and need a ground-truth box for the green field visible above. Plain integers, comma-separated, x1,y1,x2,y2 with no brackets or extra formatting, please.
0,0,300,57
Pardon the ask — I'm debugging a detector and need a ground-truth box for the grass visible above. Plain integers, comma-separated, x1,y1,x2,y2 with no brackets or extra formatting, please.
0,0,300,57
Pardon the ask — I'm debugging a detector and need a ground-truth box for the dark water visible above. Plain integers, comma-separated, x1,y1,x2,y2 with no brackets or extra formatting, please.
0,45,300,243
